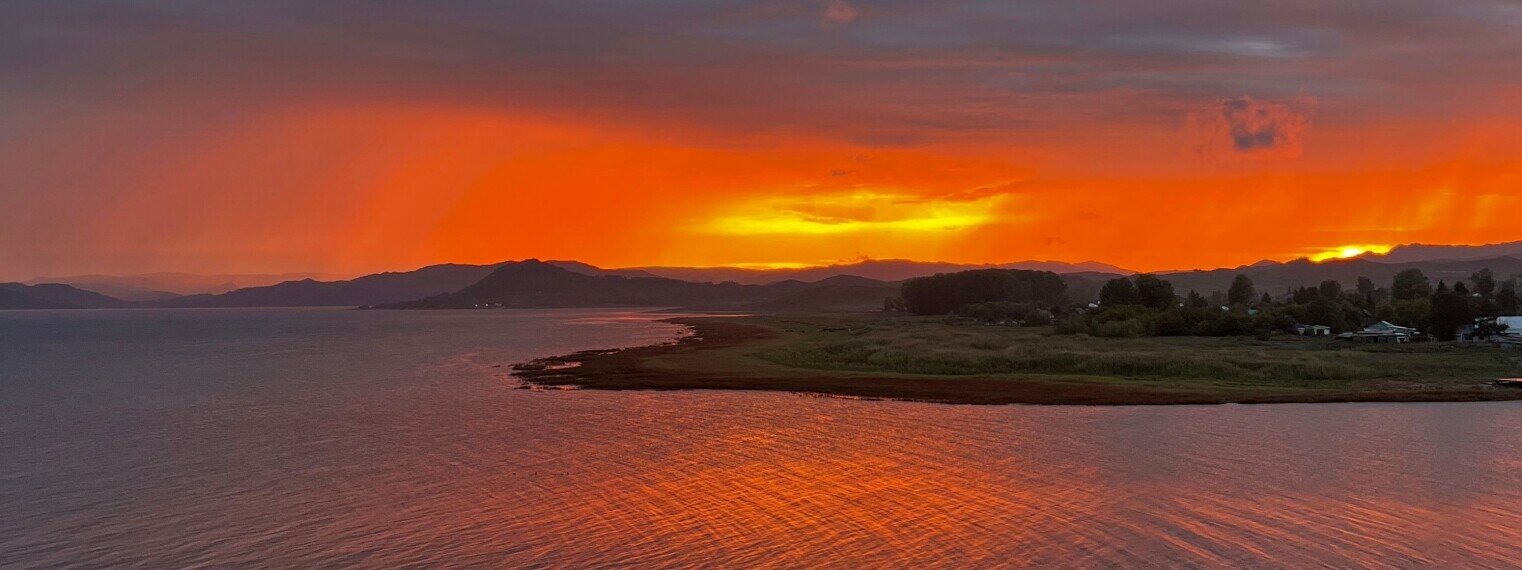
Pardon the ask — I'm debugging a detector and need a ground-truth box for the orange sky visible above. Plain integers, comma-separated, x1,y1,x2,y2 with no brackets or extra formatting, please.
3,2,1521,279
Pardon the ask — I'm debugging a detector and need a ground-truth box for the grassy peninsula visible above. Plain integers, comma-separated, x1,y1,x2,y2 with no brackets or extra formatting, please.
513,313,1522,405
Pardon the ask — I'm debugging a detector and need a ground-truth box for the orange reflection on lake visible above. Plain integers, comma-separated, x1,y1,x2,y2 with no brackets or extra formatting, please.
5,309,1520,567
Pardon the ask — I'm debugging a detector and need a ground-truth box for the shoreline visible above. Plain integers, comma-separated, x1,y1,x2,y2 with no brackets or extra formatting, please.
512,316,1522,406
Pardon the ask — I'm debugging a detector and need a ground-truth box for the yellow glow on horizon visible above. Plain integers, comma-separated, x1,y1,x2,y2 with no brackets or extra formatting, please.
699,190,1006,236
1308,244,1394,262
680,261,821,270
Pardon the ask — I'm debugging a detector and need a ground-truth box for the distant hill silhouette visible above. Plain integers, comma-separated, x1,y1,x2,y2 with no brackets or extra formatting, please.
745,275,901,312
26,271,345,296
0,283,127,309
1060,272,1125,304
1362,240,1522,264
383,260,902,310
387,260,765,309
31,280,182,302
151,263,504,308
1160,256,1522,296
543,260,662,279
624,259,1133,285
18,240,1522,310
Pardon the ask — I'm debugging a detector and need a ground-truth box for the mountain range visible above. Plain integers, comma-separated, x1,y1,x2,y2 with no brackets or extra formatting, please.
7,240,1522,311
622,259,1132,285
25,271,346,299
383,261,900,311
1,283,128,310
1360,241,1522,264
148,264,503,308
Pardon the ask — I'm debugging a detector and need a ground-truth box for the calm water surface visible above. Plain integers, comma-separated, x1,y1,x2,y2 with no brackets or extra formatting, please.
3,308,1521,567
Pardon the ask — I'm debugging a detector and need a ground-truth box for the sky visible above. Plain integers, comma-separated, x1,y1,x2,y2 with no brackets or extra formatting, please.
3,1,1521,279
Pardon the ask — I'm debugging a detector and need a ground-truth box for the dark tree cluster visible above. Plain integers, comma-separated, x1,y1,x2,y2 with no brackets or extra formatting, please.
1064,266,1522,341
1275,267,1521,341
1227,274,1256,305
958,301,1055,326
919,264,1519,342
1099,274,1175,309
1069,274,1283,338
900,269,1066,316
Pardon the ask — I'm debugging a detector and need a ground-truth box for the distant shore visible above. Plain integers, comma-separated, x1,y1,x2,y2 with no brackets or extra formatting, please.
512,315,1522,406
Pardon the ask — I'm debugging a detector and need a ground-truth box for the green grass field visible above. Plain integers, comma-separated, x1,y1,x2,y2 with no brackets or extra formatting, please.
525,312,1522,405
753,314,1518,385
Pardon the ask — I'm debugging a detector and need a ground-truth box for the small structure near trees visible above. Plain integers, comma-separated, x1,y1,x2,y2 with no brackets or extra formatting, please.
1293,324,1332,336
1336,321,1418,344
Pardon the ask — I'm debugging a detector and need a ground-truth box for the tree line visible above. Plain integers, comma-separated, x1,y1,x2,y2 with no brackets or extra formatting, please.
1076,267,1520,339
892,265,1521,340
898,269,1066,324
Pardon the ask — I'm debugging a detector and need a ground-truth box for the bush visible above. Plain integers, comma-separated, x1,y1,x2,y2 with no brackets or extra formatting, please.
1054,315,1093,335
1096,318,1147,338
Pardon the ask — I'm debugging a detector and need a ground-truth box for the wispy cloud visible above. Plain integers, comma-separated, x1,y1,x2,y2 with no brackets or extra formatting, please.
821,0,860,27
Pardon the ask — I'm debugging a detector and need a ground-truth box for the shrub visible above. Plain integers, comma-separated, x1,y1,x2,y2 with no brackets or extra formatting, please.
1096,318,1147,338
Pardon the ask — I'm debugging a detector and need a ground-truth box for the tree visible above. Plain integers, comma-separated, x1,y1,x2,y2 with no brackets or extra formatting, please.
1133,274,1176,309
1429,287,1471,341
1472,268,1497,298
1292,286,1321,305
1099,277,1139,306
1499,279,1520,314
1185,289,1208,308
1260,292,1273,305
1390,298,1431,328
1318,280,1343,302
901,269,1066,315
1353,276,1377,309
1454,281,1470,296
1356,276,1376,299
1304,299,1348,330
1473,317,1511,339
1392,268,1432,301
1227,274,1255,305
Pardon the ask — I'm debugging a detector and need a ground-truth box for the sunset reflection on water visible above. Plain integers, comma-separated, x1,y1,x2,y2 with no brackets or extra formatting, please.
467,394,1522,567
3,309,1520,567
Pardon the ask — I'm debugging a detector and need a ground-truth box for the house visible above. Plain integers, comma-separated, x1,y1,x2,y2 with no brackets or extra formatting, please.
1366,321,1418,335
1459,316,1522,343
1293,324,1331,336
1497,316,1522,348
1336,321,1417,344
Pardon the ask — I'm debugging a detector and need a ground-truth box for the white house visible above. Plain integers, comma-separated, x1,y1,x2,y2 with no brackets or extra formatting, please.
1337,321,1418,344
1366,321,1418,335
1293,324,1332,336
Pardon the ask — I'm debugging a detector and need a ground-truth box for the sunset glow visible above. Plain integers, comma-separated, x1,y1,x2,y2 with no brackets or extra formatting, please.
8,4,1522,568
2,2,1519,279
701,191,1007,236
1309,245,1395,263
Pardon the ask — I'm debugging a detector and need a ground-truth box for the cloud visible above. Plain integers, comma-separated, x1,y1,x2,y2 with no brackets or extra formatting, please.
821,0,859,26
1187,96,1315,159
700,190,1005,235
924,180,1032,203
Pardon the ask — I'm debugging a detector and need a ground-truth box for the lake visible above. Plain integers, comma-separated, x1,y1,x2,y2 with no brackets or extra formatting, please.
3,308,1520,567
